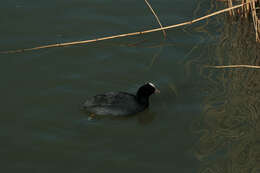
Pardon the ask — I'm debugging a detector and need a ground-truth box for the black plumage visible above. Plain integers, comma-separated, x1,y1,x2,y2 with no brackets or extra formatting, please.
82,83,159,116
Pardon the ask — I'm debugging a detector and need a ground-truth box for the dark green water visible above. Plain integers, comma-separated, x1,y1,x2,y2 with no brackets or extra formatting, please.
3,0,259,173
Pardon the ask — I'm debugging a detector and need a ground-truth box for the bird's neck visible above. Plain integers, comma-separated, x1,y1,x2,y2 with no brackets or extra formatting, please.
136,94,149,107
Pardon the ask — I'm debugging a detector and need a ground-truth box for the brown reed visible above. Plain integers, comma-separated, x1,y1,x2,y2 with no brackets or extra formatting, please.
226,0,260,41
249,0,260,41
228,0,236,16
205,65,260,68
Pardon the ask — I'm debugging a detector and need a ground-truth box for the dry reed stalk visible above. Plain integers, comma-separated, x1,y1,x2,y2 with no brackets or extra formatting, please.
0,2,250,54
144,0,166,38
226,0,260,41
244,0,250,14
228,0,235,16
241,0,248,17
206,65,260,68
249,0,260,41
246,0,250,12
245,0,251,17
259,19,260,32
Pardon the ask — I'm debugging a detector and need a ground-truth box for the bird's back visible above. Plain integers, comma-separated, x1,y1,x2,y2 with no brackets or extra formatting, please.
83,92,147,116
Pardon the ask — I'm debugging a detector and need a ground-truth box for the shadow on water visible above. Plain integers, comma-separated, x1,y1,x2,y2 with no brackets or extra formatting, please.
191,5,260,173
79,109,156,126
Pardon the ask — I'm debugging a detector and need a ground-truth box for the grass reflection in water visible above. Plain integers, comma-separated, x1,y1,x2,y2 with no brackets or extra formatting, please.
192,17,260,173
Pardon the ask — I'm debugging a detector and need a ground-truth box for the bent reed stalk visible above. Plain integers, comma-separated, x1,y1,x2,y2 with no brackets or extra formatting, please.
144,0,166,38
0,2,250,54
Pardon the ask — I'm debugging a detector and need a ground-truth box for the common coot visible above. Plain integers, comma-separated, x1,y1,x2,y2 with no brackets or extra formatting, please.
82,82,159,116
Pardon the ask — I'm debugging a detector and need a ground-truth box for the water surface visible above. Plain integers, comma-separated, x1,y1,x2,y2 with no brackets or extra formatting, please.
0,0,248,172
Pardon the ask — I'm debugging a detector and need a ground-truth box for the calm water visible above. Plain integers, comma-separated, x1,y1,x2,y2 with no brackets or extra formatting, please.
2,0,259,173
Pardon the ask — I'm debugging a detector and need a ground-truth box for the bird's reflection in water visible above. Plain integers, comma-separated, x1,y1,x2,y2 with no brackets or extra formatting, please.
82,109,155,125
137,110,156,125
